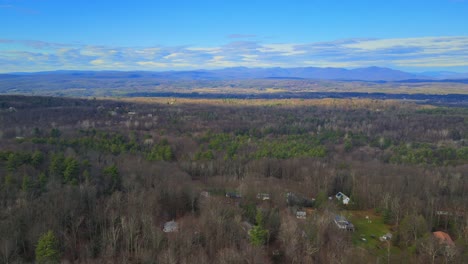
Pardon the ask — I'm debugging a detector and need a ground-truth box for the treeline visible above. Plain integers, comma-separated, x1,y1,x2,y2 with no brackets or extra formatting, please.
389,143,468,165
0,148,121,196
20,127,468,167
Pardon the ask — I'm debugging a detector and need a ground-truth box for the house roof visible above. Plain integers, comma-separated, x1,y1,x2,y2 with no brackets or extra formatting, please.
433,231,455,246
163,221,178,232
336,192,349,199
335,215,348,222
226,192,241,198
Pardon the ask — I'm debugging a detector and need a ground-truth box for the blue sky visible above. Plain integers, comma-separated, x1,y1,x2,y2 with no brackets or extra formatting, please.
1,0,467,72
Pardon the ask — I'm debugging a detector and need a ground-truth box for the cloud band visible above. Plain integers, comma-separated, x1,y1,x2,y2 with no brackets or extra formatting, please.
1,36,467,72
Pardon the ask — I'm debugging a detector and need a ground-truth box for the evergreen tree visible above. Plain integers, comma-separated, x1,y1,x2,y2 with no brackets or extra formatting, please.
21,175,31,193
33,127,41,137
49,153,65,178
38,172,48,190
83,169,91,184
63,158,79,183
4,173,13,189
249,211,268,246
35,230,61,264
382,208,393,224
103,165,121,193
50,128,61,138
314,190,328,209
31,151,44,168
6,153,19,172
147,143,174,161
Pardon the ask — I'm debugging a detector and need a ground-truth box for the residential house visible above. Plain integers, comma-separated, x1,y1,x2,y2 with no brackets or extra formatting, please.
143,138,154,145
257,193,270,201
335,192,350,205
296,211,307,219
433,231,455,246
334,215,354,231
435,209,465,217
226,192,242,199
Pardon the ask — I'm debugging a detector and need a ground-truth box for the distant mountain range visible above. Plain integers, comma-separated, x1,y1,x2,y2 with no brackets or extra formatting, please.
2,66,468,82
206,66,421,81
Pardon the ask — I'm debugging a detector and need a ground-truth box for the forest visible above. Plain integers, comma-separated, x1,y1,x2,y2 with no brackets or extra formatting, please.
0,95,467,263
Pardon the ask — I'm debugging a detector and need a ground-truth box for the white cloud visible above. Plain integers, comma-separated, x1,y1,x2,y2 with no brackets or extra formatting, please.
163,53,184,59
393,56,468,67
90,59,105,65
1,36,468,72
137,61,167,68
81,46,109,57
242,54,259,62
344,37,468,53
303,60,371,68
258,44,306,56
185,47,221,54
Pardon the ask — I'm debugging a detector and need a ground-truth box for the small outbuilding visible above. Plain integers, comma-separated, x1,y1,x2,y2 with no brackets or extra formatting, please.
379,233,393,241
163,220,178,233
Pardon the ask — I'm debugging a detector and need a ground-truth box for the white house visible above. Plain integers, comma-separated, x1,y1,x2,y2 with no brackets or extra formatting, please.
257,193,270,201
296,211,307,219
335,192,350,205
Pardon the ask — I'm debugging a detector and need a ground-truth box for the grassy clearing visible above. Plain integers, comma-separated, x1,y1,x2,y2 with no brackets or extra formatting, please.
344,210,392,249
265,88,288,93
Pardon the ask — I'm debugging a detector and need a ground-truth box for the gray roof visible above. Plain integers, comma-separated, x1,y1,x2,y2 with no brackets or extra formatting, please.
163,220,178,232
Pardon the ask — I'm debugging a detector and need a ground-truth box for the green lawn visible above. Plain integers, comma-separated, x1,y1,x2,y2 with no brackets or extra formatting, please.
343,210,392,249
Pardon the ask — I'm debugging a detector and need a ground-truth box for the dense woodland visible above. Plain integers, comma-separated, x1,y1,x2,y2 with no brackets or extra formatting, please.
0,95,467,263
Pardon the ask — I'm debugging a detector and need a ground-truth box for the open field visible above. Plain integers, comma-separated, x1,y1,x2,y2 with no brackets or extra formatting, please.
2,74,468,98
347,210,392,248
